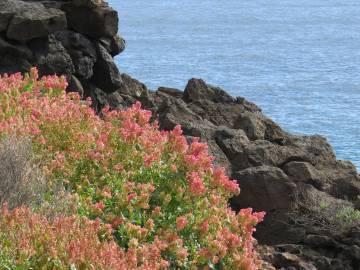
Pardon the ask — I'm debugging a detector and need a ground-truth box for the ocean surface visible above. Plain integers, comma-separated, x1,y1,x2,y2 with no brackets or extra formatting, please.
109,0,360,169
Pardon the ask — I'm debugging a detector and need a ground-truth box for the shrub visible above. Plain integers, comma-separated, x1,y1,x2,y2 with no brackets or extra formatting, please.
0,205,168,270
0,135,78,218
0,68,264,269
0,136,45,209
293,186,360,232
34,184,79,219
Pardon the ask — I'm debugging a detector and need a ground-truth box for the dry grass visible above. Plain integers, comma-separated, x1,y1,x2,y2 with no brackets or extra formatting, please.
291,185,360,232
35,184,79,219
0,136,46,210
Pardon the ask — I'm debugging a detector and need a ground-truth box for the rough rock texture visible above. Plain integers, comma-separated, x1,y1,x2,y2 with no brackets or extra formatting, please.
2,1,360,269
0,0,124,96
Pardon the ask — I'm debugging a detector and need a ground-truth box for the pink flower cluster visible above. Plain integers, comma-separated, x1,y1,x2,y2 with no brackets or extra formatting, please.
0,204,170,270
0,68,265,269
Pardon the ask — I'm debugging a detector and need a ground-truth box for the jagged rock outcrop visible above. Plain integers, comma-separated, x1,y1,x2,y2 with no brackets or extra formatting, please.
0,0,125,96
2,1,360,269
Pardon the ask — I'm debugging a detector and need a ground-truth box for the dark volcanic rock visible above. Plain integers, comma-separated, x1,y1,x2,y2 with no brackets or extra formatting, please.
99,35,126,57
0,0,125,100
72,0,108,8
0,37,33,60
62,4,118,38
183,78,235,103
118,73,148,97
157,86,183,98
5,0,67,42
30,34,74,77
92,43,122,92
0,34,33,74
54,30,97,80
232,165,297,212
0,54,32,75
67,75,84,97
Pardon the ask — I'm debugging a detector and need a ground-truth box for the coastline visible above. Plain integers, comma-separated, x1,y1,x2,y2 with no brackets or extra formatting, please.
1,1,360,269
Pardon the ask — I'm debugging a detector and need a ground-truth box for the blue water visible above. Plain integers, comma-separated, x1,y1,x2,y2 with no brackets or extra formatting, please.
109,0,360,169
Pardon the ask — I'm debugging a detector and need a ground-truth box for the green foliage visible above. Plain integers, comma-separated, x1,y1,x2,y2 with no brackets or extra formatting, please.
0,68,264,269
335,206,360,228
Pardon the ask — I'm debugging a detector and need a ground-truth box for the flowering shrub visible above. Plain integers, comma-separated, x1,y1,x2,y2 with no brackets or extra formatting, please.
0,68,265,269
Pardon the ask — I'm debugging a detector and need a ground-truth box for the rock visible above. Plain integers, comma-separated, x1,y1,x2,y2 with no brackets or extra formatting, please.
257,219,307,246
1,0,125,99
287,135,337,166
54,30,97,79
0,1,16,33
106,91,125,110
157,96,209,136
183,78,235,103
304,235,336,248
214,127,250,158
245,140,306,169
283,161,327,189
0,54,32,75
157,87,183,98
62,4,118,38
273,252,317,270
99,35,125,57
0,37,33,60
29,34,74,77
92,44,122,92
327,160,360,201
235,111,266,140
181,78,287,145
186,98,245,128
7,3,66,42
67,75,84,97
0,0,34,32
38,1,66,9
236,96,262,112
118,73,148,97
214,127,250,170
263,117,287,143
72,0,108,8
275,244,304,255
231,165,297,212
256,245,277,270
344,244,360,260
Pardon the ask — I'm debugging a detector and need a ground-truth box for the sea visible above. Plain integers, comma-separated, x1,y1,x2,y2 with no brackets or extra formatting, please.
109,0,360,169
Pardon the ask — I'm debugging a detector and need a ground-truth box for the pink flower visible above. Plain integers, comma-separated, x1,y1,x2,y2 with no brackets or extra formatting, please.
113,163,124,172
187,172,206,196
144,153,157,167
30,127,41,135
102,187,112,199
111,217,124,229
38,136,46,145
170,164,177,172
127,193,137,203
199,220,209,233
176,216,188,231
93,201,105,211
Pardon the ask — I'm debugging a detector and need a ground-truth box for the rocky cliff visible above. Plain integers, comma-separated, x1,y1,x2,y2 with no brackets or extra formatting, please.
0,0,125,99
1,1,360,269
